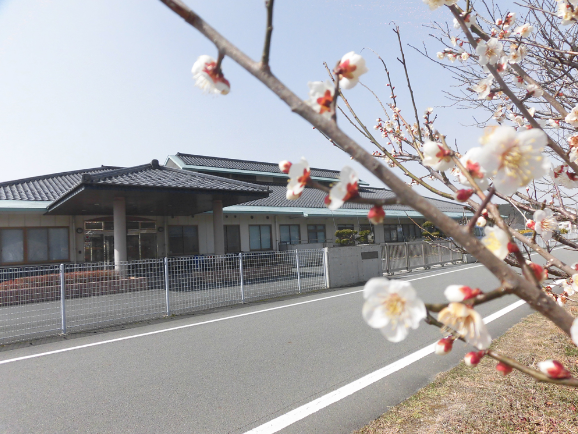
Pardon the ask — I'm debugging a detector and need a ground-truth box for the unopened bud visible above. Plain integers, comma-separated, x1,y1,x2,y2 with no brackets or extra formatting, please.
537,360,572,379
435,337,454,355
507,242,519,254
496,362,513,376
279,160,292,174
455,189,474,202
464,351,485,366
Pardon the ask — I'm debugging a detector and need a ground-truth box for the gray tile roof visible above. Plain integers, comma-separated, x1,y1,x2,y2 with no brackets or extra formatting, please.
84,162,269,192
240,185,466,213
0,167,119,201
0,161,268,202
175,153,342,179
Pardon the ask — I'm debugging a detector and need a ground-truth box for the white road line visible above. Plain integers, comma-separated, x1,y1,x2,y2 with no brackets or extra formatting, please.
244,299,527,434
0,263,485,366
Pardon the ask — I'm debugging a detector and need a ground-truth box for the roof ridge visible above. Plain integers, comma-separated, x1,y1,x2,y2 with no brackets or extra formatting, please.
161,165,270,191
175,153,341,175
0,166,121,188
84,163,152,183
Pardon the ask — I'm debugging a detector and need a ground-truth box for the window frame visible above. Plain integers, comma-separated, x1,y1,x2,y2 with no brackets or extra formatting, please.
249,224,273,251
167,225,200,257
307,224,326,244
279,224,301,245
0,226,70,265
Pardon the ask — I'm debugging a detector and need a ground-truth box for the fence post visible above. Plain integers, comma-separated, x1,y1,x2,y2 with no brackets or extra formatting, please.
439,243,444,267
421,243,427,269
239,253,245,303
59,263,66,335
322,247,329,289
164,257,170,316
405,243,410,272
295,249,302,294
386,244,392,275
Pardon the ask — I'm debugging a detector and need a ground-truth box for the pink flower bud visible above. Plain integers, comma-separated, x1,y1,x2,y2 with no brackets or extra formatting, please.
528,262,547,283
454,189,474,202
464,351,485,366
537,360,573,379
279,160,292,174
507,242,519,254
367,206,385,224
481,208,489,219
435,337,454,355
444,285,482,302
526,220,536,230
496,362,513,376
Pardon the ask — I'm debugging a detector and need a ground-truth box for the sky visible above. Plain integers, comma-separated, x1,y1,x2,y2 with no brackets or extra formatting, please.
0,0,499,197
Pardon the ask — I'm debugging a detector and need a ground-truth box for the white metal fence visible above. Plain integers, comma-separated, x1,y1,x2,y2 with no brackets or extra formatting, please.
381,240,464,274
0,249,326,345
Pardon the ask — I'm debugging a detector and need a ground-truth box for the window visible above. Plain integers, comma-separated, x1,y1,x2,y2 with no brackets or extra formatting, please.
168,226,199,256
224,225,241,253
307,224,326,243
383,224,398,242
279,224,300,245
249,225,272,251
383,224,422,242
337,224,354,231
0,227,69,264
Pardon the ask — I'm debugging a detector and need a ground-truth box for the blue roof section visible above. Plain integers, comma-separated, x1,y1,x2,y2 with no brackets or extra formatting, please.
227,185,470,214
166,154,371,186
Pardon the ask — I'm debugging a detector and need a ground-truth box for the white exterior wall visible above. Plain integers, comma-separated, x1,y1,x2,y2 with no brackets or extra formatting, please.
0,211,430,264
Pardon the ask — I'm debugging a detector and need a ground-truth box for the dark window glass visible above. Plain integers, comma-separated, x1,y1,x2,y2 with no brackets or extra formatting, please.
104,221,114,231
224,225,241,253
337,224,354,231
168,226,199,256
307,224,326,243
85,222,102,230
280,225,300,245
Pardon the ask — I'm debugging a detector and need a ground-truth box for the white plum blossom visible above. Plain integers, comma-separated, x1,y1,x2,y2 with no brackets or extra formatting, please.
422,140,454,171
551,164,578,188
457,147,489,190
336,52,368,90
475,126,549,196
438,303,492,349
558,1,578,26
284,158,311,200
476,216,487,227
526,83,544,98
476,38,503,66
436,52,445,60
565,105,578,126
423,0,458,11
481,226,510,260
192,55,231,95
508,44,528,64
533,209,559,241
461,52,470,61
305,80,335,119
454,12,477,29
362,278,427,342
515,23,534,37
325,166,359,210
472,76,493,99
447,53,457,63
547,119,561,129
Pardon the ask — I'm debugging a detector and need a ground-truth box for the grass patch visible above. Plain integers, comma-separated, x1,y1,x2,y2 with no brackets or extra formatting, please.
355,308,578,434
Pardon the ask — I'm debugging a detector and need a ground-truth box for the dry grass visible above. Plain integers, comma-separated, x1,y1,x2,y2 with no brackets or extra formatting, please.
355,307,578,434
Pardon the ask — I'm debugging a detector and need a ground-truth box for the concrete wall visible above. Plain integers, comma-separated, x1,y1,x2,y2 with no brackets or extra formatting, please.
324,245,383,288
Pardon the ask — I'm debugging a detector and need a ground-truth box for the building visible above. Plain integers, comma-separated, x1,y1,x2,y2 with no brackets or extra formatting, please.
0,154,470,267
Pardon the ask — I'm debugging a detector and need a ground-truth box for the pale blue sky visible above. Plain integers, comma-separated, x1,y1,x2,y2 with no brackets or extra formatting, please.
0,0,497,196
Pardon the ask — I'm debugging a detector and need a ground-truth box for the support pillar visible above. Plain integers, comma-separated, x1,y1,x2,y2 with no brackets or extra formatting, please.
213,199,225,255
113,197,127,269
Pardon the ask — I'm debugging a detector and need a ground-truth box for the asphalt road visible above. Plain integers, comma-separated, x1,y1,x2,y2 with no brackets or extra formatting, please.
0,247,575,434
